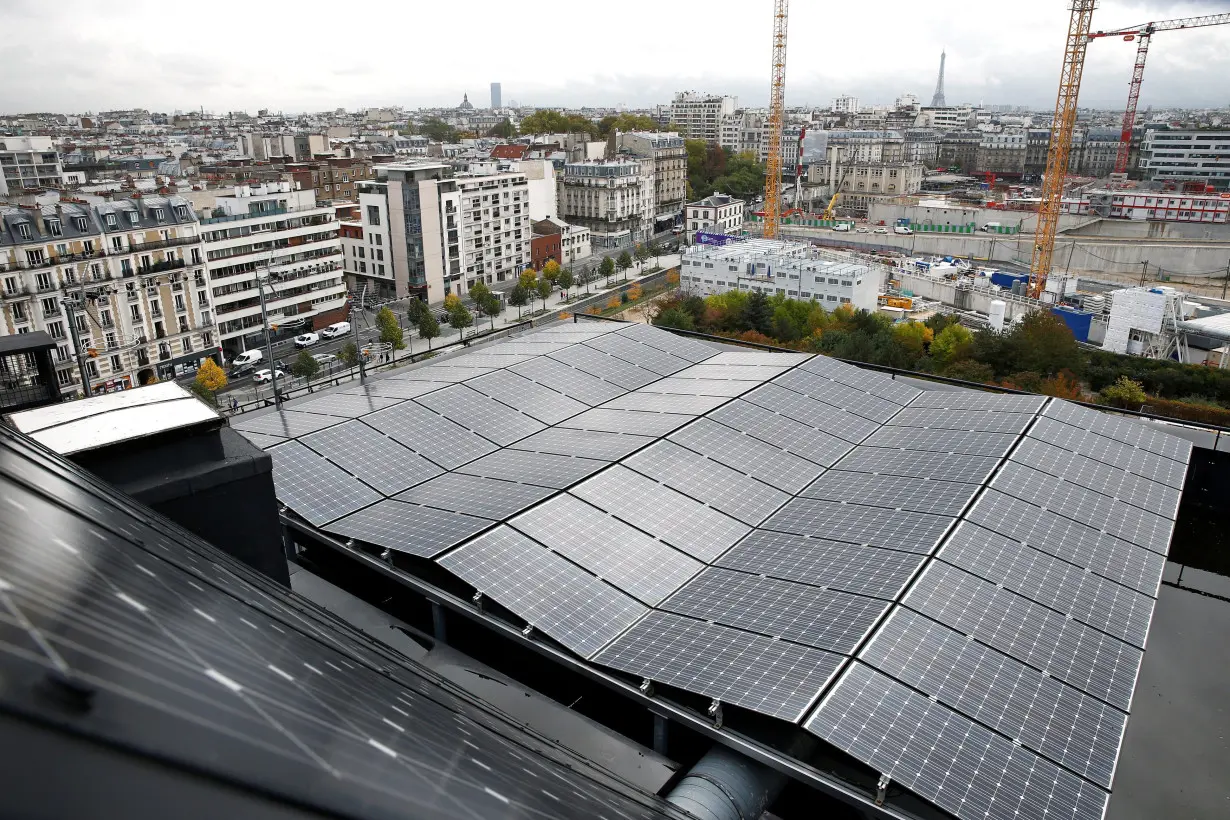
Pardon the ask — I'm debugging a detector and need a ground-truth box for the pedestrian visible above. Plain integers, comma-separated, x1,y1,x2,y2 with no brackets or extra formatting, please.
230,396,238,414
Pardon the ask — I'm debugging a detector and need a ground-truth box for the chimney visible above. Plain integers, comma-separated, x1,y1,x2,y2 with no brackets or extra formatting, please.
54,204,64,223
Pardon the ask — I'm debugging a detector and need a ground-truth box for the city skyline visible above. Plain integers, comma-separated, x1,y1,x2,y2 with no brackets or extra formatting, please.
3,0,1228,114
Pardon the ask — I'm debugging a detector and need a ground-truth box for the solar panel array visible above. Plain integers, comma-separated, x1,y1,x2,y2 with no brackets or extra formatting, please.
248,322,1192,820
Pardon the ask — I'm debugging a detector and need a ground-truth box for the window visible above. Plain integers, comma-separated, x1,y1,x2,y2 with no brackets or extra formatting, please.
128,211,140,225
74,216,88,232
111,236,123,251
130,304,141,321
35,272,52,290
105,213,117,228
182,338,193,354
367,206,381,226
41,297,58,316
373,234,381,246
47,218,63,237
191,248,202,264
174,205,188,220
46,321,65,339
110,355,122,371
174,294,185,312
153,208,165,222
178,316,189,334
16,223,31,240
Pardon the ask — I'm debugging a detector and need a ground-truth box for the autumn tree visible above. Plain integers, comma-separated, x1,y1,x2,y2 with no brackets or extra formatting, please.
1099,375,1147,409
930,323,974,367
519,268,538,289
627,282,643,301
892,321,933,360
376,306,405,350
195,358,227,393
542,259,561,283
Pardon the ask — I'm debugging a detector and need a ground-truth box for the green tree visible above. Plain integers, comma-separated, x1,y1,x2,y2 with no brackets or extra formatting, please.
535,277,553,310
508,283,530,318
290,350,320,380
1010,311,1081,377
557,267,574,292
479,291,502,329
448,303,474,333
712,151,766,201
634,243,650,269
338,341,359,366
742,291,772,335
653,305,696,331
406,298,428,326
941,359,995,384
487,118,516,138
597,113,659,137
1099,375,1148,409
470,280,491,305
686,139,727,200
518,110,597,137
376,306,405,350
417,311,441,349
599,255,615,284
931,323,974,366
616,251,633,282
892,321,934,361
419,117,458,142
542,259,561,283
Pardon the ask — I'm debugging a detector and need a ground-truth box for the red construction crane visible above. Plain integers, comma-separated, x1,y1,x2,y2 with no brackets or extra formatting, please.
1089,13,1230,176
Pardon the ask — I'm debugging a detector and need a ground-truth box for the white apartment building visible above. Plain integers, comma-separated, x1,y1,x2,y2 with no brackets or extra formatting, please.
558,160,654,249
670,92,738,144
355,162,452,301
921,107,975,131
719,112,767,157
1,196,217,393
197,183,345,359
833,96,860,114
681,239,879,312
0,137,65,196
685,194,745,241
560,222,591,265
1140,130,1230,188
619,132,687,221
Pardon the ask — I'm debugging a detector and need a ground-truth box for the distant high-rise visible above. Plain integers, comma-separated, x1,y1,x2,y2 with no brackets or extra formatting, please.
490,82,502,109
930,50,947,107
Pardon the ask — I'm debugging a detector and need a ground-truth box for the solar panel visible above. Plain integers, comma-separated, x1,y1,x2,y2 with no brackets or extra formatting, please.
301,420,442,495
625,441,790,525
909,390,1047,413
671,363,790,381
992,461,1175,554
860,426,1019,457
323,499,490,558
615,322,718,363
761,497,953,554
572,466,750,562
723,531,922,601
231,409,343,438
509,355,627,406
887,406,1037,434
740,382,880,443
669,418,826,494
661,567,886,653
437,526,648,659
466,369,589,425
583,333,692,375
1044,399,1194,462
807,663,1109,820
509,494,703,606
602,391,732,415
267,441,382,526
834,446,1001,483
285,392,404,418
592,611,843,722
456,448,607,488
547,344,660,389
966,490,1167,596
639,377,755,397
434,353,537,368
800,471,978,517
559,408,697,436
1011,437,1183,519
394,473,554,521
341,379,453,400
509,426,655,461
707,398,857,466
361,401,498,470
1029,418,1188,488
799,356,921,405
387,364,495,382
771,369,902,423
477,340,575,355
903,562,1143,710
859,609,1127,789
415,384,546,446
235,430,283,450
705,350,808,366
938,522,1155,647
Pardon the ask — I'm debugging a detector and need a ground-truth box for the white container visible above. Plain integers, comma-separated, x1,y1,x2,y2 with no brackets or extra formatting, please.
988,299,1006,333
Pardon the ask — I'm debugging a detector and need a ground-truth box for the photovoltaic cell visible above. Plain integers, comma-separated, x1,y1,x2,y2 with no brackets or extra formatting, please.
593,611,843,722
661,567,885,653
456,448,607,489
285,392,404,418
860,426,1018,458
968,490,1167,596
771,369,903,423
903,562,1143,711
834,446,1001,483
1029,418,1187,489
387,364,495,382
361,401,498,470
800,471,978,516
267,441,382,526
558,408,695,437
740,382,880,443
466,369,589,425
615,322,718,363
707,398,857,466
909,390,1047,414
393,473,554,521
761,497,953,554
799,356,921,405
432,353,536,368
414,384,545,446
438,526,648,659
509,355,627,406
583,333,692,376
860,609,1127,789
807,664,1109,820
323,499,490,558
572,466,749,562
477,340,574,355
716,530,926,600
938,522,1155,647
1044,399,1194,462
669,418,826,494
342,379,453,400
672,363,789,381
547,344,660,389
887,406,1037,434
235,430,283,450
602,391,731,415
232,410,343,438
301,420,442,495
625,441,790,525
705,350,807,366
510,494,702,606
509,426,655,461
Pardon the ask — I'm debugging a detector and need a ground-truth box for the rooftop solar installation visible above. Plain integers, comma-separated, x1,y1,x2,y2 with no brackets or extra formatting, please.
248,321,1192,820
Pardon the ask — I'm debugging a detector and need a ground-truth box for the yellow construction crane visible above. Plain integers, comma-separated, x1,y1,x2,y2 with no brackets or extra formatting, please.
1029,0,1097,299
762,0,789,240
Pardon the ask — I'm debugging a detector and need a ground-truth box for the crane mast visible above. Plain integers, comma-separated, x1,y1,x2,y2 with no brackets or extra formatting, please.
762,0,788,240
1029,0,1097,300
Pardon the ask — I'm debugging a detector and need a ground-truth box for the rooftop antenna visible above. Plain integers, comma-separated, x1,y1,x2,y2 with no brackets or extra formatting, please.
930,49,947,107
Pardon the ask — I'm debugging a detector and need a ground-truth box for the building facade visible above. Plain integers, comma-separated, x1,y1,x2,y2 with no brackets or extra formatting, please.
685,194,745,241
619,132,687,222
670,92,738,144
1140,130,1230,189
491,83,502,109
0,137,64,196
974,133,1027,175
283,158,372,203
558,159,654,249
356,162,451,300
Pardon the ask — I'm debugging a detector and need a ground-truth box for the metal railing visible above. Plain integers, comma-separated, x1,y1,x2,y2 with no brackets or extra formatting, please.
200,205,290,225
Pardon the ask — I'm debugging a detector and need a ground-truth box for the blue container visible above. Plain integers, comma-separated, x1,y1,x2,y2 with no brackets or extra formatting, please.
1050,306,1093,343
990,271,1029,290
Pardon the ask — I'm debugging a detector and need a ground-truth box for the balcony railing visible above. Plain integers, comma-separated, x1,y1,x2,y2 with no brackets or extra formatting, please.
137,258,186,275
126,235,201,253
0,249,107,273
199,205,290,225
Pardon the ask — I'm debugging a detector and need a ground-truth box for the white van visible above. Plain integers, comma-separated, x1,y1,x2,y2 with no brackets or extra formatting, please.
320,321,351,339
231,349,263,369
979,222,1002,232
893,226,914,235
832,223,850,232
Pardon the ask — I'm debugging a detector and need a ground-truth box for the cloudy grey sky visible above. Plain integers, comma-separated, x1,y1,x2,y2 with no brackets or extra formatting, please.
3,0,1228,114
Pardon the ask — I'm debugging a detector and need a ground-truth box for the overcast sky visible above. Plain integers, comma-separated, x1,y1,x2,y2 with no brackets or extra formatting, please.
3,0,1228,115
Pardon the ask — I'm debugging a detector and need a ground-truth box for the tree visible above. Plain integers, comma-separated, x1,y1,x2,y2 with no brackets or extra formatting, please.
687,139,727,200
666,270,680,287
338,342,359,366
892,321,934,361
941,359,995,384
508,283,530,318
606,295,622,311
417,311,440,349
406,298,428,326
712,151,766,201
557,267,574,292
291,350,320,380
930,323,974,366
448,303,474,333
195,358,227,393
597,113,659,137
517,110,598,138
742,291,772,335
444,293,463,312
542,259,561,283
1099,376,1147,409
419,117,458,143
518,268,538,289
479,291,502,329
376,306,405,350
635,243,650,269
616,251,633,282
487,118,516,138
654,305,696,331
470,280,491,305
599,256,615,284
627,282,643,302
535,277,553,311
1010,311,1081,377
649,242,661,265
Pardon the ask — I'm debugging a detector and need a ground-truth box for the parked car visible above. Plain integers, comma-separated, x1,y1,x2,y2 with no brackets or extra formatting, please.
873,227,889,235
893,226,914,235
294,332,319,348
855,227,869,233
252,369,286,385
320,321,351,339
312,353,337,366
229,350,263,372
832,223,850,232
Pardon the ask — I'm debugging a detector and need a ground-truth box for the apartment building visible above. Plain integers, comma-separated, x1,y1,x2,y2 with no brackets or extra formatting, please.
681,239,878,312
619,132,687,220
339,220,377,296
197,183,345,358
670,92,738,144
530,219,592,269
809,161,925,218
355,162,451,301
719,112,766,156
558,159,654,249
833,96,859,114
685,194,745,241
1140,130,1230,189
1,196,217,393
974,132,1026,175
238,132,330,163
283,158,373,202
0,137,64,196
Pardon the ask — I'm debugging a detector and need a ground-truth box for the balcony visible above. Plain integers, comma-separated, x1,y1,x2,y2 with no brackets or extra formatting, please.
0,249,107,273
200,205,289,225
137,258,186,275
126,235,201,253
1,285,31,300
